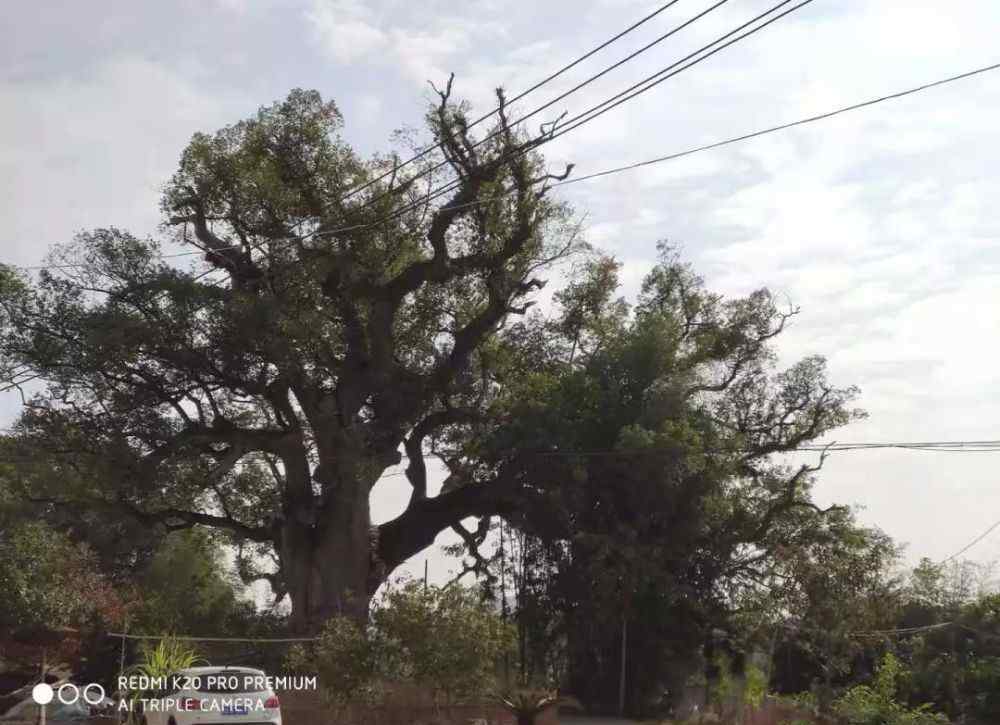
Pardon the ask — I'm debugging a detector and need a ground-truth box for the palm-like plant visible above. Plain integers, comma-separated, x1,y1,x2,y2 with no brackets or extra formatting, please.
493,689,583,725
122,638,207,723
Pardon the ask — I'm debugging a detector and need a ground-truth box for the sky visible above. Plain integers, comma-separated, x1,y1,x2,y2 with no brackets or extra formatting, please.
3,0,999,593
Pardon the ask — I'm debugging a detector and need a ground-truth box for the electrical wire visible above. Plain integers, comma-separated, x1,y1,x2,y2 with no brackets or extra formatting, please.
940,518,1000,564
276,54,1000,246
339,0,692,203
8,0,740,274
333,0,813,240
344,0,736,218
556,59,1000,187
21,18,1000,280
106,632,316,643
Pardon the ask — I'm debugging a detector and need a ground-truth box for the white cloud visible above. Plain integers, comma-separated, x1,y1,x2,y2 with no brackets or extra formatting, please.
306,0,389,63
0,57,238,266
305,0,507,88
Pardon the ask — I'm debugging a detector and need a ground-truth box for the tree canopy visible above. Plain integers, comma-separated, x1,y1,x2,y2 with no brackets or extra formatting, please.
0,86,580,630
0,86,860,637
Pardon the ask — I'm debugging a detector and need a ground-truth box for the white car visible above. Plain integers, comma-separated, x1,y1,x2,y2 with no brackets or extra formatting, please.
140,666,281,725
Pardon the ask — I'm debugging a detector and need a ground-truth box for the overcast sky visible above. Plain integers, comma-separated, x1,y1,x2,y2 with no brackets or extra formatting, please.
3,0,999,589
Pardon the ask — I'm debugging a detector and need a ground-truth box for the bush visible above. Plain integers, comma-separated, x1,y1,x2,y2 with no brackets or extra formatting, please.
962,655,1000,722
375,581,515,705
0,521,117,629
121,638,207,723
833,653,948,725
292,581,515,710
287,615,384,710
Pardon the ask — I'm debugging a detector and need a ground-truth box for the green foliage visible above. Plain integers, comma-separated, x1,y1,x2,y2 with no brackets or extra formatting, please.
132,529,251,636
122,638,207,722
297,581,515,709
708,653,738,709
773,690,818,713
287,615,383,710
479,244,868,714
744,663,768,710
374,581,516,705
962,656,1000,721
128,637,208,679
0,85,584,628
890,566,999,722
0,520,116,629
766,517,902,698
832,654,949,725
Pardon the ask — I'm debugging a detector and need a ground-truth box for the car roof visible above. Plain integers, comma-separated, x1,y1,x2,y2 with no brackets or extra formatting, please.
175,666,266,675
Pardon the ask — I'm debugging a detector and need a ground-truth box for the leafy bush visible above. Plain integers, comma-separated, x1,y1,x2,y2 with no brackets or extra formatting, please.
292,581,515,710
962,655,1000,722
373,581,516,705
122,638,207,723
774,690,818,713
0,521,119,629
286,615,384,710
833,653,948,725
745,663,768,709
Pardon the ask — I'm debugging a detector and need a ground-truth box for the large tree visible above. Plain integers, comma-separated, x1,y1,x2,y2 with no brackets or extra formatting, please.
447,251,868,714
0,86,862,640
0,86,580,631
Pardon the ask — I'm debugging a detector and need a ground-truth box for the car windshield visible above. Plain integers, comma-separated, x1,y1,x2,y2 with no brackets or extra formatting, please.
194,672,266,694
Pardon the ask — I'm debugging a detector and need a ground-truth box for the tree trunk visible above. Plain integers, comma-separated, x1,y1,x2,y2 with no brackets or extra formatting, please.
282,487,377,633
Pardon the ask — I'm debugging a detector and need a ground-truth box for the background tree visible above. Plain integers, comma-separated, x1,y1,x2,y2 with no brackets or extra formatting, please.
453,247,867,715
0,84,581,631
131,529,253,636
888,562,1000,722
763,515,901,708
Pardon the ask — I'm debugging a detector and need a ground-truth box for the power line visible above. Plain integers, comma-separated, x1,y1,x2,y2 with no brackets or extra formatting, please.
339,0,691,204
10,0,710,269
7,0,806,275
106,632,316,643
546,0,814,142
299,52,1000,250
345,0,735,218
335,0,813,240
4,55,998,307
557,59,1000,187
515,440,1000,456
849,622,954,638
8,0,735,275
4,436,1000,453
940,518,1000,564
791,440,1000,451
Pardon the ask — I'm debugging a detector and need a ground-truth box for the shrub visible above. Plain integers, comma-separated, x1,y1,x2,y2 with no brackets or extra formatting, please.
287,615,384,711
375,581,516,706
0,521,114,629
122,638,207,723
293,581,515,710
832,653,948,725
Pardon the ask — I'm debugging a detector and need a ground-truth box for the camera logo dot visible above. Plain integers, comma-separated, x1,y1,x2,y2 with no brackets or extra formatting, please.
32,683,106,706
32,684,54,705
